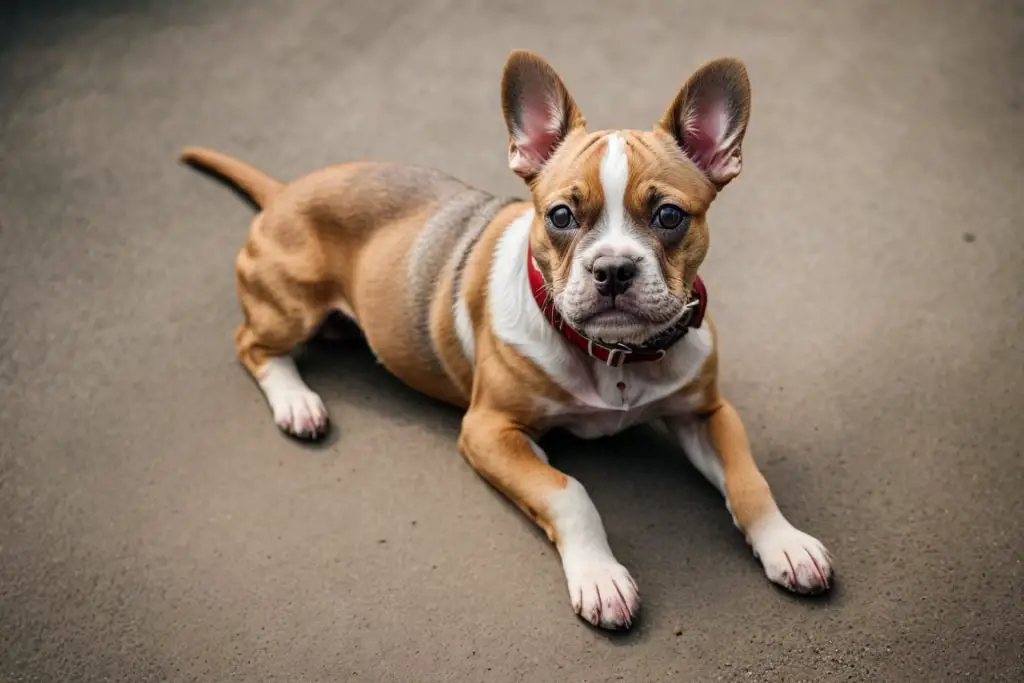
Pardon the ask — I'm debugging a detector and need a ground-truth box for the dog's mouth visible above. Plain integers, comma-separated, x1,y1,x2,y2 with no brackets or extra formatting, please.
567,297,687,345
585,308,637,326
575,295,684,325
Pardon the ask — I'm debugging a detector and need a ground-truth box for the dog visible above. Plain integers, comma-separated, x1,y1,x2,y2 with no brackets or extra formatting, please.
182,50,833,630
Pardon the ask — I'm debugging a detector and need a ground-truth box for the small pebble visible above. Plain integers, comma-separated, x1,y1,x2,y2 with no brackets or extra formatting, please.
963,232,976,243
674,626,683,636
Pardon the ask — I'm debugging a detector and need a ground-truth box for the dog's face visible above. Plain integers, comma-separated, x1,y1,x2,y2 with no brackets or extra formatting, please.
501,51,750,345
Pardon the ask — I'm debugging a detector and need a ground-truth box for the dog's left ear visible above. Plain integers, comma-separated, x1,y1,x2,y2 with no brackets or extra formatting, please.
501,50,586,183
658,58,751,188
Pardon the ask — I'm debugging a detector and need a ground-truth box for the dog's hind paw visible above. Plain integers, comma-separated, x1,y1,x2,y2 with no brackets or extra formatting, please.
269,389,329,440
257,357,330,441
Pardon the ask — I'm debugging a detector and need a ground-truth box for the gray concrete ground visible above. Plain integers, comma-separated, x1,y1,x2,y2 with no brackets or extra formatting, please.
1,1,1022,681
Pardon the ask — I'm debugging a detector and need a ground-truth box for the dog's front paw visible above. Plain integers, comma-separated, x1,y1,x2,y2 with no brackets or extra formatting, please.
564,558,640,630
752,520,833,595
269,389,329,440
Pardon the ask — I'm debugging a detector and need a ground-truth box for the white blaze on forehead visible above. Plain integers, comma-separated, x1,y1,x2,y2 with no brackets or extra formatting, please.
584,132,648,261
599,133,629,237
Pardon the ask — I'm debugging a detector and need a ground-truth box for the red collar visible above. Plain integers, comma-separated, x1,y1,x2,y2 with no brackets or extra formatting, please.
526,245,707,367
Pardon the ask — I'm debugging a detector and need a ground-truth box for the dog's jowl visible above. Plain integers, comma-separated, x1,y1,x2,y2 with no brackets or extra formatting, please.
183,50,833,630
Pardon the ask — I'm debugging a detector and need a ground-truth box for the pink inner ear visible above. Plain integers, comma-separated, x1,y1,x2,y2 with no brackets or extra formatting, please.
517,96,563,167
682,99,736,175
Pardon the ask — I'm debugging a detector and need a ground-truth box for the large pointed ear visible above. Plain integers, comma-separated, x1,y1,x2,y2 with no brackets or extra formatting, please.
658,58,751,188
501,50,586,183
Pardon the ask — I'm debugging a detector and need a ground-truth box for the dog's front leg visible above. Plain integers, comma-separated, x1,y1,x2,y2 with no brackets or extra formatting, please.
660,399,834,594
459,408,640,629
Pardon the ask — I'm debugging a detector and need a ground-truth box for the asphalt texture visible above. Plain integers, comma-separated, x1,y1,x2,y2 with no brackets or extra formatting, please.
1,1,1022,681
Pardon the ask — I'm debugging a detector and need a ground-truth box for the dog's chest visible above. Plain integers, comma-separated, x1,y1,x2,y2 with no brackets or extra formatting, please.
541,361,704,439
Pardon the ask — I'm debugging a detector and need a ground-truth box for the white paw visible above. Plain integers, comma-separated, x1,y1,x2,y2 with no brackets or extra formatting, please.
269,389,329,440
564,558,640,630
258,356,330,440
752,520,833,595
548,478,640,630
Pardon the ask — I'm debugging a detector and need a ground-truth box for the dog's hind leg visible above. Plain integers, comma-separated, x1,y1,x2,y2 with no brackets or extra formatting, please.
234,221,335,441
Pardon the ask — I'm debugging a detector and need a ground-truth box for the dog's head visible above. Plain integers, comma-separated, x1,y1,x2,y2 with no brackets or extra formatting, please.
501,51,750,346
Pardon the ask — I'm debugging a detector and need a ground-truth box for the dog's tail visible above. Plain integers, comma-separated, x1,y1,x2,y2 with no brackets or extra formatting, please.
180,146,283,208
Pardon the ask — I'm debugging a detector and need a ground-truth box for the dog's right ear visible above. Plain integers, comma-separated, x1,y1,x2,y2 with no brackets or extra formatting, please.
501,50,586,184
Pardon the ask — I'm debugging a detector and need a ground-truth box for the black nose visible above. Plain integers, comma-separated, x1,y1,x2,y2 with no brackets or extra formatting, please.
592,256,636,297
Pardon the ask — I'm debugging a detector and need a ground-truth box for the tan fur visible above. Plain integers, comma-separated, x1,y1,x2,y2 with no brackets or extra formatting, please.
458,407,568,543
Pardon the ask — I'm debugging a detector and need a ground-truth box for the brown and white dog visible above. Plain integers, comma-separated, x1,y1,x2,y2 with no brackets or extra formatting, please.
183,51,833,630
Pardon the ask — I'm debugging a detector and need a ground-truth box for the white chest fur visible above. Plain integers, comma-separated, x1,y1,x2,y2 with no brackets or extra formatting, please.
544,334,712,438
489,209,715,438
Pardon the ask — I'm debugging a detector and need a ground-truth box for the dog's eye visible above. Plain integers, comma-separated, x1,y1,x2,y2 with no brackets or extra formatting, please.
653,205,688,230
547,205,576,230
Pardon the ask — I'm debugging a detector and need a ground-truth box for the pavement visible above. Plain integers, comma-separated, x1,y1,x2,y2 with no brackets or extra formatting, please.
1,1,1022,681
